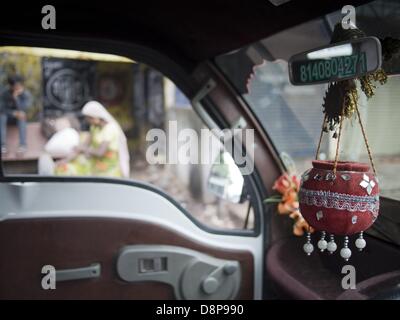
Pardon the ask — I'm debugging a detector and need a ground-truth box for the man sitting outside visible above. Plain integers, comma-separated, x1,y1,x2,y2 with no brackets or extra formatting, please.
0,75,32,154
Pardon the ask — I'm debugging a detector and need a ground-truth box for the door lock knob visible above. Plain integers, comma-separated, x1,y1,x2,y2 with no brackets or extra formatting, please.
223,263,238,275
201,263,238,295
202,277,220,294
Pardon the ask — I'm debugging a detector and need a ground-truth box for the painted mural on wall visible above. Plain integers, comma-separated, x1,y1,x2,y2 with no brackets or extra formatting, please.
42,57,95,115
0,52,135,128
41,58,135,132
95,61,134,132
0,48,166,157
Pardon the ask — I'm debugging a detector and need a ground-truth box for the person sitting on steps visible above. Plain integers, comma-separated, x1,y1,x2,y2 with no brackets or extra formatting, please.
0,74,32,155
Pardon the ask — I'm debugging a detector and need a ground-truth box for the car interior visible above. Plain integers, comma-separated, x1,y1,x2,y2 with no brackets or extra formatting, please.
0,0,400,300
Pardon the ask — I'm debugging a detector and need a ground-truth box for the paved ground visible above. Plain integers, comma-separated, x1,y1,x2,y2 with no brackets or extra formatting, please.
131,161,254,230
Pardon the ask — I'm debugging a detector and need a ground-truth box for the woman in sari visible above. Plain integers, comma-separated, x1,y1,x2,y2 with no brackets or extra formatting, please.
54,101,130,178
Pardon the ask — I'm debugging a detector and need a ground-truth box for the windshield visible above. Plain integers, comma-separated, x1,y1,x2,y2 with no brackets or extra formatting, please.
216,0,400,201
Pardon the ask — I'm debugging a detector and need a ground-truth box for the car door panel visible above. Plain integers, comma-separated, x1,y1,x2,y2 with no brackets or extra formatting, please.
0,179,261,299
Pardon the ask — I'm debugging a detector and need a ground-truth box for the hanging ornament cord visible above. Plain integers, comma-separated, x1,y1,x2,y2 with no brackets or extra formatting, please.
352,91,377,176
315,113,327,160
315,93,377,176
332,107,345,176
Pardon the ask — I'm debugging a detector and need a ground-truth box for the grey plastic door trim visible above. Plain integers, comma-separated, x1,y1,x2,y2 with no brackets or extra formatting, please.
0,181,264,299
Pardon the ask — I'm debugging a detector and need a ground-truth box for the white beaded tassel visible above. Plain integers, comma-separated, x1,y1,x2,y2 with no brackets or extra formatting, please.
327,234,337,254
303,231,314,256
317,231,328,252
340,236,352,261
355,231,367,251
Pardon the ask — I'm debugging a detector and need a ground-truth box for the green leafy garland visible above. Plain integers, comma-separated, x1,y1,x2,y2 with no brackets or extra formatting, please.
321,24,400,136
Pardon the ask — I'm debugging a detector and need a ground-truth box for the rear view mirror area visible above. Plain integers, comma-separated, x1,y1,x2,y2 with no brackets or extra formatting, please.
289,37,382,85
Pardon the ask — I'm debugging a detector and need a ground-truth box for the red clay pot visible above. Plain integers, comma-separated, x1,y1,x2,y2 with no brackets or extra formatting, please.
299,160,379,235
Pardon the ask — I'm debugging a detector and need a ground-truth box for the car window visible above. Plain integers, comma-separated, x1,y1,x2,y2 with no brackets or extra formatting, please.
216,0,400,202
0,46,254,231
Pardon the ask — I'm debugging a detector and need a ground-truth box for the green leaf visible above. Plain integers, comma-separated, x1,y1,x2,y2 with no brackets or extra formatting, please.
263,198,282,204
265,195,281,199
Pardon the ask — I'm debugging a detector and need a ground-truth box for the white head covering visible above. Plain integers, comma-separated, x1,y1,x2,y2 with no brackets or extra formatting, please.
82,101,130,178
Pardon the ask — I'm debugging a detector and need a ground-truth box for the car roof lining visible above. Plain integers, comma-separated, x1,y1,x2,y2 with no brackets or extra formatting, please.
0,1,373,69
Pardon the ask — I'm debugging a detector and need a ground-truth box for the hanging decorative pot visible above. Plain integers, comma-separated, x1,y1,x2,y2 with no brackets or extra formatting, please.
297,24,399,261
295,23,389,261
300,160,379,234
299,160,379,260
298,78,382,261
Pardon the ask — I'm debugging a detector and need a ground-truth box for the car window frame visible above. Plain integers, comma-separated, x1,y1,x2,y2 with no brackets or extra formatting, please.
0,33,267,237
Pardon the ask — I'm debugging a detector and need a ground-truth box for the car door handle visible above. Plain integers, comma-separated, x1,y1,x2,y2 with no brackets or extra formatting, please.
117,245,241,300
56,263,101,282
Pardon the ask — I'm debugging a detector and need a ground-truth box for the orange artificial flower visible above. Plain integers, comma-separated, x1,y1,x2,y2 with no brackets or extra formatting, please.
277,189,299,215
277,201,294,215
289,210,301,220
293,218,314,236
272,173,291,195
283,189,299,207
291,175,300,192
267,173,314,236
273,173,300,194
